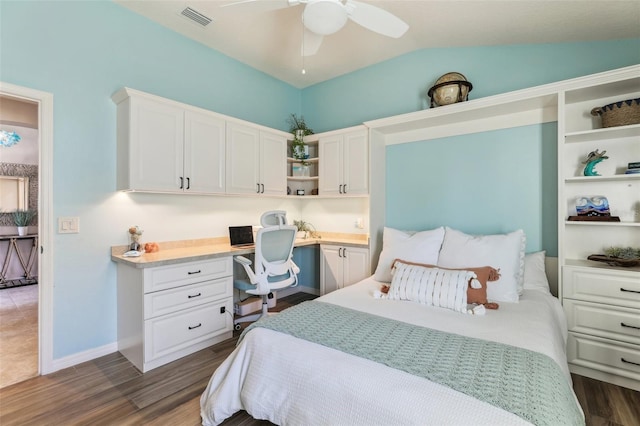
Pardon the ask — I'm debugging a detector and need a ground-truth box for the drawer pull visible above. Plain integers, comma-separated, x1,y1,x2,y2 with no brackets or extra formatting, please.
620,287,640,294
621,322,640,330
187,270,201,275
188,292,202,299
188,323,202,330
621,358,640,367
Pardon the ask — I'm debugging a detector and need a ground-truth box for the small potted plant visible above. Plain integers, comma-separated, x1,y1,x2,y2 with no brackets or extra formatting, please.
293,219,320,239
13,209,36,236
287,113,314,165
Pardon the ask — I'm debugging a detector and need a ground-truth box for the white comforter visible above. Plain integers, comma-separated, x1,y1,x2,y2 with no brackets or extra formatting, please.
201,277,579,426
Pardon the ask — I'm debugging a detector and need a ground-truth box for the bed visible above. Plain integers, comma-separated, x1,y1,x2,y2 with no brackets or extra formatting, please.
200,227,585,426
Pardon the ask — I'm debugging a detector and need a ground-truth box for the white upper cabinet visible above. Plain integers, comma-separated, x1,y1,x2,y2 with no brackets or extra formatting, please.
113,88,225,194
319,126,369,196
225,121,287,196
184,111,226,194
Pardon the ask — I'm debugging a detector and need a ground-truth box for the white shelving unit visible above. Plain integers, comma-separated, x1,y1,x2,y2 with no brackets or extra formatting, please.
558,68,640,391
286,138,319,197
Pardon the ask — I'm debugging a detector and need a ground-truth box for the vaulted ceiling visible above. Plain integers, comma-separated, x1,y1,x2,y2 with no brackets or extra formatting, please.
115,1,640,88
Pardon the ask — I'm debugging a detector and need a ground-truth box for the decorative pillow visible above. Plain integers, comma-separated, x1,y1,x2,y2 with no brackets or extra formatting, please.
373,227,445,282
387,260,474,314
523,251,551,295
437,227,525,303
391,259,500,305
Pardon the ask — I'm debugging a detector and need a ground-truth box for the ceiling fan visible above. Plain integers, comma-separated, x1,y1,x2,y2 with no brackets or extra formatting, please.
223,0,409,56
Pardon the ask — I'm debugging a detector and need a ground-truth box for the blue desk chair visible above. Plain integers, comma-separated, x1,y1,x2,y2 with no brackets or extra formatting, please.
233,217,299,330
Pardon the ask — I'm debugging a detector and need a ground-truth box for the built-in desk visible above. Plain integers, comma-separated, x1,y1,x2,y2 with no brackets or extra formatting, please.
111,233,368,372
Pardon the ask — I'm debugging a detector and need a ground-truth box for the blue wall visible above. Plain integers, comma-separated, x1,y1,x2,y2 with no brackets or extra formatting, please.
302,39,640,132
386,123,558,255
1,1,299,359
1,0,638,361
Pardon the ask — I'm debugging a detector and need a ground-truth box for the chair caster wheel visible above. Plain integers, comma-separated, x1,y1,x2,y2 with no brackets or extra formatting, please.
234,323,242,331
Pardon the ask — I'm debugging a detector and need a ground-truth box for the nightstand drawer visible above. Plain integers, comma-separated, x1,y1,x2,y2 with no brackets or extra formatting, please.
144,276,232,319
565,299,640,345
143,257,233,293
568,333,640,381
144,300,232,362
563,267,640,309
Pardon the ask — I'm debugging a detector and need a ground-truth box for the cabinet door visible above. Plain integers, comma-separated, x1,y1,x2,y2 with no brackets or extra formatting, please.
184,111,225,194
320,245,343,295
129,97,184,192
260,131,287,195
226,122,260,194
343,247,370,287
343,130,369,195
318,135,343,195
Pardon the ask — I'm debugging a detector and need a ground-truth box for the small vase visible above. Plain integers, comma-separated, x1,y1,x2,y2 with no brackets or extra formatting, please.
17,226,28,236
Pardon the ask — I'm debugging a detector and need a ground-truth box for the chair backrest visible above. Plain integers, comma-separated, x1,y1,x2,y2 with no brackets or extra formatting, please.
260,210,287,227
254,224,298,291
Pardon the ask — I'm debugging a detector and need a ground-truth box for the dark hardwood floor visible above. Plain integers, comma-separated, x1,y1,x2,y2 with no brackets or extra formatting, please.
1,291,638,426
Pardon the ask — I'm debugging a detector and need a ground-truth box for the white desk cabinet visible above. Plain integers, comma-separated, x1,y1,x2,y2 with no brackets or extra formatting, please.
117,257,233,372
320,245,369,295
319,127,368,196
226,122,287,196
113,88,226,194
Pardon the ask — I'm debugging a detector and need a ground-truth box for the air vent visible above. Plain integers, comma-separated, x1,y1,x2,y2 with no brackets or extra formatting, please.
181,7,212,27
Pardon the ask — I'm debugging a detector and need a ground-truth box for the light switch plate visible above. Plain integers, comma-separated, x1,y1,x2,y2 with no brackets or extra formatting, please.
58,217,79,234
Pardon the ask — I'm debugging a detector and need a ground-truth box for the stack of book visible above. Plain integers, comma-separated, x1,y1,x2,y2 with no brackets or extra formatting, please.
625,161,640,174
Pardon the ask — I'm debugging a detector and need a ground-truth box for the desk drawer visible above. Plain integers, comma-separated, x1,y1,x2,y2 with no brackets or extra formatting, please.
568,333,640,381
144,257,232,293
144,276,232,319
563,267,640,309
565,299,640,345
144,299,231,362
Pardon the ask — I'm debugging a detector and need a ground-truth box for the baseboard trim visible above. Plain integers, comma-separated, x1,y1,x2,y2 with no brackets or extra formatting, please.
278,285,320,298
50,342,118,373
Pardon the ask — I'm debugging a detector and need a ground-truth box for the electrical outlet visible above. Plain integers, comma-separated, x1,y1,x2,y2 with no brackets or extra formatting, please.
355,217,364,229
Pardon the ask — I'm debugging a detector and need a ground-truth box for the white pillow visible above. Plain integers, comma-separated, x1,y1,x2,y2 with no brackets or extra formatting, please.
387,260,472,314
523,251,551,295
373,227,445,282
437,227,525,303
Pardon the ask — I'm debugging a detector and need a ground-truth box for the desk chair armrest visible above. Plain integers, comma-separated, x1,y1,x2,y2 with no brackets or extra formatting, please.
234,255,252,266
234,255,257,285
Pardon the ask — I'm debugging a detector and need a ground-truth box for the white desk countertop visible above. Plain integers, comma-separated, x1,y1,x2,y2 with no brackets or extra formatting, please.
111,232,369,269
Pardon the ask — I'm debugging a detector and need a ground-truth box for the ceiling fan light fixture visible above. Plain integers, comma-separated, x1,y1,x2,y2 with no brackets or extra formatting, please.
303,0,348,35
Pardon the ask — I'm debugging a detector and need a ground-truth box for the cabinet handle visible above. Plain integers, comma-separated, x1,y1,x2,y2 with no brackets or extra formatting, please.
188,292,202,299
186,177,190,190
621,357,640,367
256,183,260,193
187,270,201,275
343,247,347,257
188,323,202,330
179,177,184,189
261,183,265,193
620,288,640,294
343,184,347,194
338,247,342,257
338,184,343,194
621,322,640,330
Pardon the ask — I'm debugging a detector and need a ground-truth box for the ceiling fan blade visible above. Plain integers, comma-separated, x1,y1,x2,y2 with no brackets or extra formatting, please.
346,0,409,38
302,29,323,56
220,0,293,12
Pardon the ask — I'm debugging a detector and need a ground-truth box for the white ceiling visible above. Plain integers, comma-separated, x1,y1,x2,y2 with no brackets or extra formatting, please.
115,0,640,88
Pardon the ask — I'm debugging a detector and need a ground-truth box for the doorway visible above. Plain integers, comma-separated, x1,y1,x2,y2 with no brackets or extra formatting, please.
0,82,54,384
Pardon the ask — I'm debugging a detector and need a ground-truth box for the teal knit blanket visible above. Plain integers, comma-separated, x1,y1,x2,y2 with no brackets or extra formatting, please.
242,301,584,426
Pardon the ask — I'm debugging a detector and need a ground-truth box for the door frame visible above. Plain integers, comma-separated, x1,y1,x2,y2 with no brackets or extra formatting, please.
1,81,54,374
